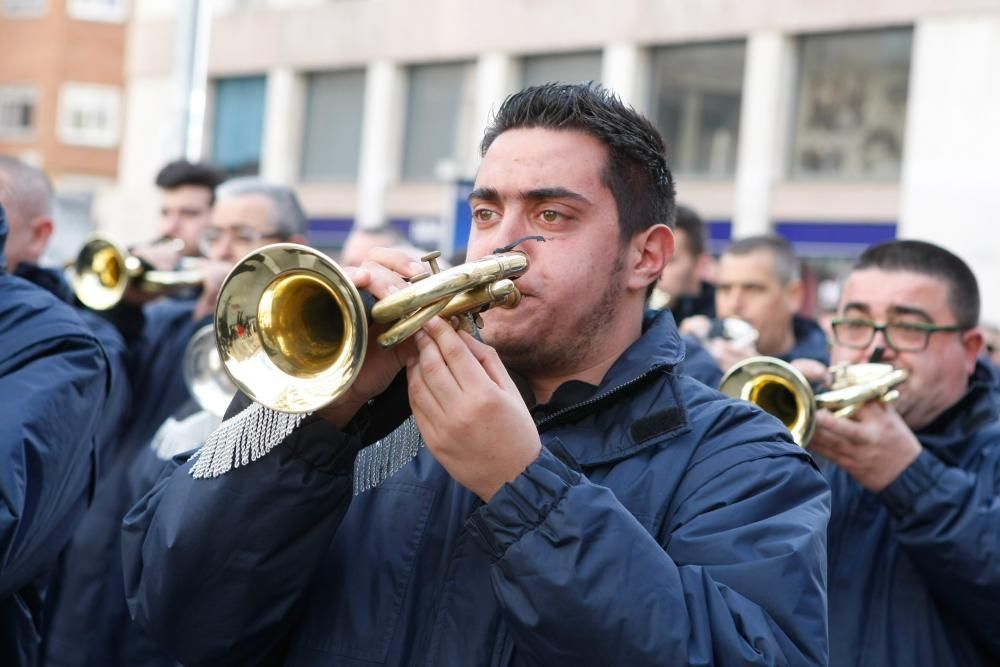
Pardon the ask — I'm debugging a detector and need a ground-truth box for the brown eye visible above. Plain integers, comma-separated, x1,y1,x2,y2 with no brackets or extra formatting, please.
474,209,495,222
541,210,559,223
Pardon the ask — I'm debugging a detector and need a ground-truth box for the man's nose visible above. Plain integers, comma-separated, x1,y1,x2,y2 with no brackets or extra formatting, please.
867,328,899,362
209,238,232,263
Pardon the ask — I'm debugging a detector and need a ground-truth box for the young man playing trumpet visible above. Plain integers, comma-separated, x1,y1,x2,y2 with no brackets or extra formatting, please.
123,84,830,665
798,240,1000,666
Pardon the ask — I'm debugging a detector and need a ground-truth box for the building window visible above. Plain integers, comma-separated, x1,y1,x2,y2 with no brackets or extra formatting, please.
211,76,267,176
4,0,46,17
300,69,365,182
401,61,475,182
66,0,127,22
521,51,602,88
790,28,913,179
57,83,121,148
0,86,37,138
648,41,745,178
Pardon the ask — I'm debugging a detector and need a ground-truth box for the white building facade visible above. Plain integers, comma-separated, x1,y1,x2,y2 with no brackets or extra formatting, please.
110,0,1000,320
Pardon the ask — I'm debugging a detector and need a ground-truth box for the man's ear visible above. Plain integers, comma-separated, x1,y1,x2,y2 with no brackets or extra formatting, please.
287,233,307,245
627,224,673,292
784,279,804,313
28,216,53,258
962,327,984,376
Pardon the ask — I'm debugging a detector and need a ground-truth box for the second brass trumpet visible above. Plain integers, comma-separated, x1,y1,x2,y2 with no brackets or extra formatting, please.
720,356,908,447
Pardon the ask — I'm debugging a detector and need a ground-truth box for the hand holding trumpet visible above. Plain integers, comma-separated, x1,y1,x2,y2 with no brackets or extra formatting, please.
791,359,922,492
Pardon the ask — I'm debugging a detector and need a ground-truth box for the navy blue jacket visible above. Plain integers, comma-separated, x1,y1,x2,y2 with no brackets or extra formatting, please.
681,333,723,387
0,210,113,666
823,361,1000,666
43,298,203,667
14,263,132,477
783,315,830,365
123,311,830,666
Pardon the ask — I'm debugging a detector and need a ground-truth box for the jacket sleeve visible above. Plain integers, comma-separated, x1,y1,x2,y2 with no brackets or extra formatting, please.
0,333,110,595
878,445,1000,657
121,416,361,666
466,445,831,666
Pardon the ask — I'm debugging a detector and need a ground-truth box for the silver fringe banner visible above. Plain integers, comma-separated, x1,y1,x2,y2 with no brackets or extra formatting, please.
189,404,424,495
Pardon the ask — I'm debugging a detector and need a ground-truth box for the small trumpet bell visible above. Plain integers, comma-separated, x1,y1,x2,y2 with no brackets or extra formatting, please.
68,234,203,310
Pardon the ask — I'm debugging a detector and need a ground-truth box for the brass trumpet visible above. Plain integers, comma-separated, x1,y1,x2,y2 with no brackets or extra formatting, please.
214,243,529,413
68,234,202,310
719,356,908,447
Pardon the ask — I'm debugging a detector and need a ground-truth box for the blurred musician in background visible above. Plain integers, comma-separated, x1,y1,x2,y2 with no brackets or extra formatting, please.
649,204,715,324
129,159,225,268
683,234,829,374
46,177,309,667
0,154,131,477
799,240,1000,666
0,203,113,666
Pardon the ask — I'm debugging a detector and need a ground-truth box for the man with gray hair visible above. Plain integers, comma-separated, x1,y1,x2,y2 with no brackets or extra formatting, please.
683,234,829,373
194,176,308,319
0,155,56,273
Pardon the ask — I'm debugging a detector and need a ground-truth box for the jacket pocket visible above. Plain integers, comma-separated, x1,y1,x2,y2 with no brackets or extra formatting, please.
292,480,435,662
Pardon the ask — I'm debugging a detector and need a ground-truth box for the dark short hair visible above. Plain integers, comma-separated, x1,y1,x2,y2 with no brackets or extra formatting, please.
723,234,801,284
674,205,706,257
155,159,226,204
855,240,980,329
481,83,676,240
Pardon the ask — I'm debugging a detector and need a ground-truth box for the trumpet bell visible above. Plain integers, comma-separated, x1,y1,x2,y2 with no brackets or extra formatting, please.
215,243,368,414
720,357,816,446
69,235,137,310
183,324,239,417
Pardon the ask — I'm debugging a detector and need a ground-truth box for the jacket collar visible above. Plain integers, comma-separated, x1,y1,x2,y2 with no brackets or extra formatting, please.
783,315,831,364
916,360,1000,466
523,309,686,433
14,262,75,303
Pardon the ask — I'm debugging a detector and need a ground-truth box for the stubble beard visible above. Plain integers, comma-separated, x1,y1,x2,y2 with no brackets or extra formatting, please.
484,255,627,378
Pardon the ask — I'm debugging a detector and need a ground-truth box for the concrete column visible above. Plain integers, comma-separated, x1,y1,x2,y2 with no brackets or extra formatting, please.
356,61,406,229
678,92,703,173
732,31,795,238
899,16,1000,323
466,52,518,175
601,42,649,113
260,66,305,184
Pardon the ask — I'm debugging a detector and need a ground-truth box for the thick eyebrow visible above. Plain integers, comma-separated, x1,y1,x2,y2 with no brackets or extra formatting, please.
841,302,872,316
467,186,592,206
887,304,933,322
468,187,500,203
842,302,934,322
520,187,592,206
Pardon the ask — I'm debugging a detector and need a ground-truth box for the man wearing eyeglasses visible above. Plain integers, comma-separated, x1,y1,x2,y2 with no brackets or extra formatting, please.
800,240,1000,666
